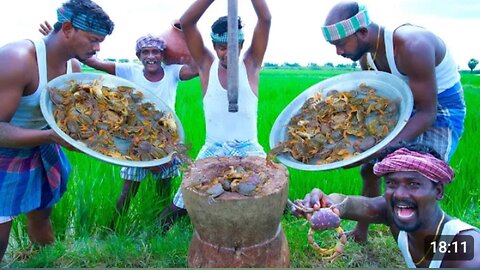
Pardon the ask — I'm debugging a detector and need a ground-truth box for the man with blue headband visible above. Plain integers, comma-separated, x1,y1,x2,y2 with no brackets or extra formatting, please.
0,0,113,262
38,20,199,226
158,0,271,232
322,1,466,243
39,21,199,227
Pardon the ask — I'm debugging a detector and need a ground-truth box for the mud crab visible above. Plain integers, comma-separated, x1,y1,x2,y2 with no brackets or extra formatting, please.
49,79,185,163
289,199,347,261
130,141,168,161
268,85,399,166
190,165,268,204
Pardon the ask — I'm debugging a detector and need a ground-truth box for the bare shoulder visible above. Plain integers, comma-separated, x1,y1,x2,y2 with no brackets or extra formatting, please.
0,40,35,60
0,40,37,121
0,40,36,75
393,25,441,75
0,40,36,87
394,25,435,41
393,25,441,55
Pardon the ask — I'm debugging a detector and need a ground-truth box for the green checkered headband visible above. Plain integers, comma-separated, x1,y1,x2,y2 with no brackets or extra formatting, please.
321,5,371,42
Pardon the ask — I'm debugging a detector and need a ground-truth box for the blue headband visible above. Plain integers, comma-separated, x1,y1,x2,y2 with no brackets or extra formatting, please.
57,6,113,36
210,30,245,43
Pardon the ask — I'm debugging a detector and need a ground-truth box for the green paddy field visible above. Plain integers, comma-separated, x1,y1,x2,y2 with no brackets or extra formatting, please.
2,69,479,268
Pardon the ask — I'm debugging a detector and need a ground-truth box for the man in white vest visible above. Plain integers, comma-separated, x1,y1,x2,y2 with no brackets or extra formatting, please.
158,0,271,232
0,0,114,262
321,1,466,243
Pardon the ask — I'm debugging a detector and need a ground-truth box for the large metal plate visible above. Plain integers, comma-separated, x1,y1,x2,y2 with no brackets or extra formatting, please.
269,70,413,171
40,72,185,168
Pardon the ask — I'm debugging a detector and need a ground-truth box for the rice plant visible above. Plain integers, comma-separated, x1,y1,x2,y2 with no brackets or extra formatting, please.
3,70,478,268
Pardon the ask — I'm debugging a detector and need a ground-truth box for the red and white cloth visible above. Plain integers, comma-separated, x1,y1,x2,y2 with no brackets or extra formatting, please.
373,148,454,183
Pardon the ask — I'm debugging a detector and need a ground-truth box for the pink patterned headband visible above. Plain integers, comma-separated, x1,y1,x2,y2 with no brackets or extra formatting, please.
373,148,454,184
321,5,371,42
135,34,166,53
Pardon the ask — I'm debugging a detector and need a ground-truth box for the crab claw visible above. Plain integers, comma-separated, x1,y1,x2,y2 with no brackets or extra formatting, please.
91,79,104,99
206,183,225,205
160,113,178,135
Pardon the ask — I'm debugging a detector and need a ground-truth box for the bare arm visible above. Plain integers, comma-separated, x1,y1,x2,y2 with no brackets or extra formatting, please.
293,188,389,225
0,42,72,149
330,193,388,224
0,123,69,148
82,56,116,75
180,0,215,74
179,63,199,81
243,0,271,69
390,31,438,145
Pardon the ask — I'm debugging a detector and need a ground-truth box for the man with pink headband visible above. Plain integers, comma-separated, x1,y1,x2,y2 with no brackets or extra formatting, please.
75,33,197,227
292,143,479,268
322,1,466,243
85,34,198,227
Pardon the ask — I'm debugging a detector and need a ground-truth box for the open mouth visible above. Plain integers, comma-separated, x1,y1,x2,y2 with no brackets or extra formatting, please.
393,204,416,221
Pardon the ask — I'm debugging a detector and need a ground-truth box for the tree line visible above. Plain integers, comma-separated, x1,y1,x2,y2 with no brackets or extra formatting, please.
263,61,358,70
96,58,480,72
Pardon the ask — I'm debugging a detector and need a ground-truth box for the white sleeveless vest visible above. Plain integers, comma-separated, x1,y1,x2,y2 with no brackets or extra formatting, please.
10,39,72,129
367,26,460,93
397,219,476,268
203,58,258,143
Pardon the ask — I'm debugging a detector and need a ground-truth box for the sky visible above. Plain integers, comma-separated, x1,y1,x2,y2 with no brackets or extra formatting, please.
1,0,479,69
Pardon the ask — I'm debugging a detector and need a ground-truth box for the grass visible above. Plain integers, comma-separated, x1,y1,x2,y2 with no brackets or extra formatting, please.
1,69,479,268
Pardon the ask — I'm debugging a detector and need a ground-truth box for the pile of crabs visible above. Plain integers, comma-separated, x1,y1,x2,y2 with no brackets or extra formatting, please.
269,83,399,164
49,79,187,162
189,165,269,203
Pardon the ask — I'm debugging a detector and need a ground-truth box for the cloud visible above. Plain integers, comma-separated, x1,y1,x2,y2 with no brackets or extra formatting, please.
395,0,480,20
0,0,478,69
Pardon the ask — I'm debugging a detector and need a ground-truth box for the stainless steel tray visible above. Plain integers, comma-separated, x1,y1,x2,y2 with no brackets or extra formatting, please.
269,70,413,171
40,72,185,168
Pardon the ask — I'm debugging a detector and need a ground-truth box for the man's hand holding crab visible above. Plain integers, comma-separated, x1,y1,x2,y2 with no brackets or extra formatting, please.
289,188,348,261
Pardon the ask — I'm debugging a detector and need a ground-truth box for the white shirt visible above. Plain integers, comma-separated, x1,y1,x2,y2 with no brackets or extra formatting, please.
115,63,182,110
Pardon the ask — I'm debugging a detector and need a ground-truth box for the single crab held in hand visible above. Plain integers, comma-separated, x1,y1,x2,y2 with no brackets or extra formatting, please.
289,199,347,261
